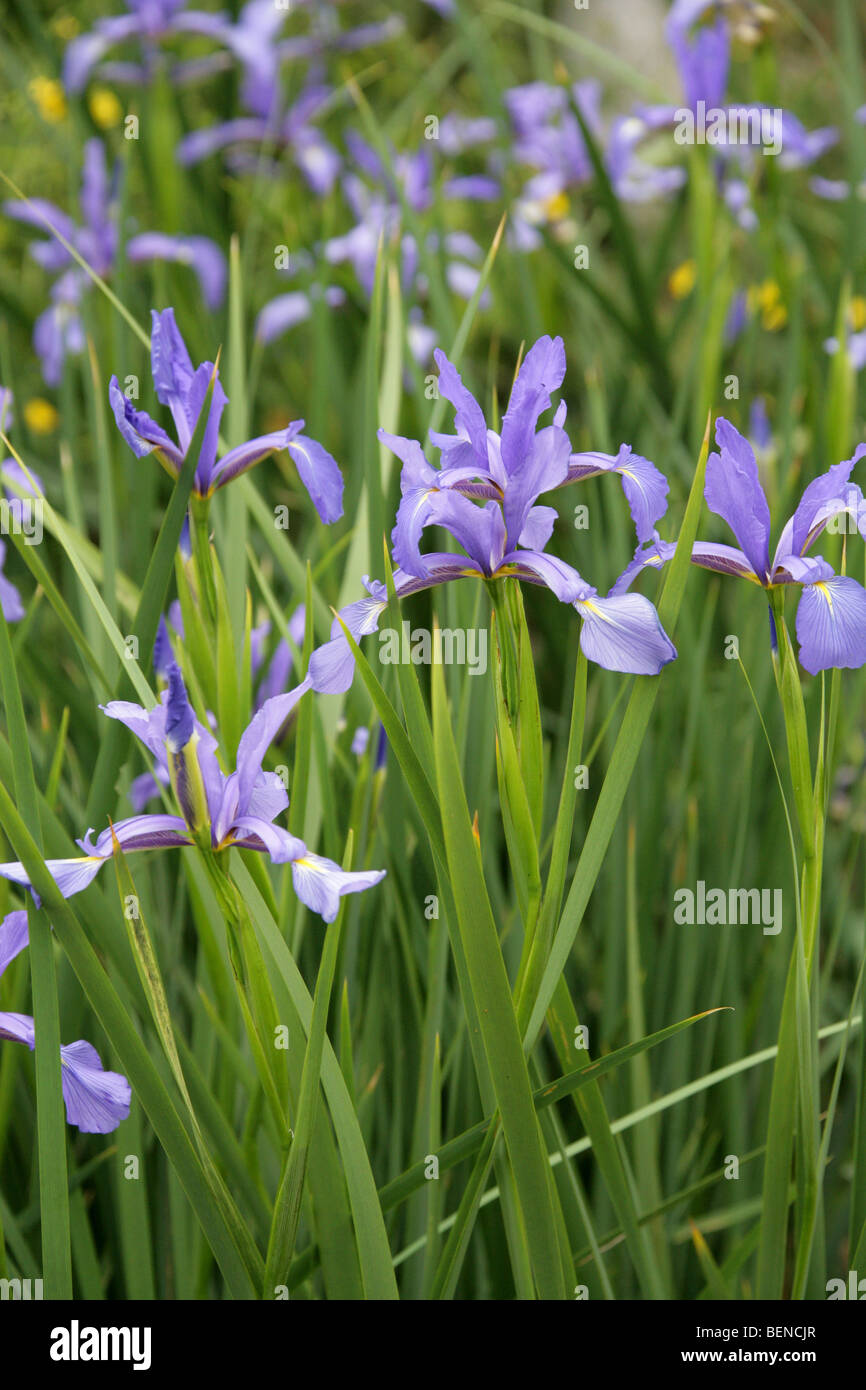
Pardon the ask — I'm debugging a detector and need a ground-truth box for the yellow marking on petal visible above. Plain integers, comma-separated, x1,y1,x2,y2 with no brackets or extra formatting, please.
24,398,59,434
28,77,67,124
815,581,833,610
543,191,570,221
580,600,612,622
293,856,323,871
668,259,697,300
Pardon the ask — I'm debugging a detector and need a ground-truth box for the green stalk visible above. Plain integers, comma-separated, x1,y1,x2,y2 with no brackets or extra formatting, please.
262,842,349,1296
756,603,825,1297
190,494,219,637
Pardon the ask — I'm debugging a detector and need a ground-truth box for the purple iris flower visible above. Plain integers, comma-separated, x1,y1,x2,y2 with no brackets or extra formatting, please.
255,285,346,347
825,331,866,373
617,418,866,674
62,0,230,94
3,141,225,386
0,384,44,511
350,726,370,757
0,664,385,925
660,3,837,222
131,605,304,812
666,0,730,113
304,337,675,688
322,137,484,300
2,459,44,500
203,1,402,125
299,135,490,360
0,541,24,623
749,396,773,454
109,308,343,515
0,910,131,1133
176,77,341,194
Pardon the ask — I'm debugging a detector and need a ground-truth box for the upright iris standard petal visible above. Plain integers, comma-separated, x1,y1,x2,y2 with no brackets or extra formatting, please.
165,663,194,751
706,417,772,581
499,334,566,475
795,576,866,674
233,685,310,814
431,349,489,465
501,423,570,549
704,419,772,581
517,505,559,551
776,445,866,560
153,616,174,680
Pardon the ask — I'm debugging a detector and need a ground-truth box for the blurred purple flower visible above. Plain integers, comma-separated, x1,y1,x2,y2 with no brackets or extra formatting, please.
0,541,24,623
176,77,341,194
3,141,226,385
63,0,229,94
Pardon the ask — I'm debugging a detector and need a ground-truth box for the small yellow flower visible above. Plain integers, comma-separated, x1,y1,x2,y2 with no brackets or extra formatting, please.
747,279,787,332
24,399,59,435
668,259,697,299
850,295,866,331
89,87,123,130
543,190,570,222
28,77,67,124
762,302,788,331
50,14,80,41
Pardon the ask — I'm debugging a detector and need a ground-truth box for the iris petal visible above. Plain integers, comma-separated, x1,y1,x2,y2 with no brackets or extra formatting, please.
795,575,866,674
576,592,677,675
704,419,772,582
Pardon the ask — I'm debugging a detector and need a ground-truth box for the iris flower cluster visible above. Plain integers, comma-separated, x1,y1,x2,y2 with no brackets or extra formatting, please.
255,134,493,356
0,300,391,1139
3,141,226,386
300,334,677,696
